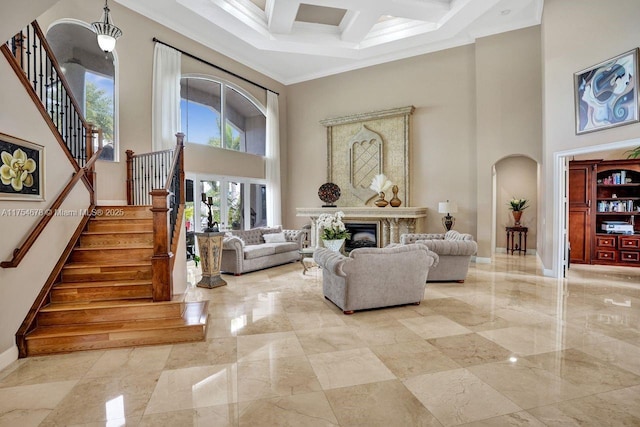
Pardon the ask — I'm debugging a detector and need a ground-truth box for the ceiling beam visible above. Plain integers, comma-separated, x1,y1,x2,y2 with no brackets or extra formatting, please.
266,0,298,34
340,10,381,43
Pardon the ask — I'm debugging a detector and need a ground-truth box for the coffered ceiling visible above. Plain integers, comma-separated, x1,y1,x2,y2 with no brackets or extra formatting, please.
115,0,543,84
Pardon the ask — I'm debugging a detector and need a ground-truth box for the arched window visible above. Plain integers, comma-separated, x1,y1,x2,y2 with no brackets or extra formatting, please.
181,76,266,156
47,20,118,161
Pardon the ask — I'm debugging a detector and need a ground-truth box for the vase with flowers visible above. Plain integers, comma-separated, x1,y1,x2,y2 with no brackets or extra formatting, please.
317,211,351,252
508,197,529,225
369,174,393,207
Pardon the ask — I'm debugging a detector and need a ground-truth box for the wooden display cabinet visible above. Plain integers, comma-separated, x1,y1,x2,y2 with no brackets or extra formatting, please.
593,160,640,266
569,159,640,267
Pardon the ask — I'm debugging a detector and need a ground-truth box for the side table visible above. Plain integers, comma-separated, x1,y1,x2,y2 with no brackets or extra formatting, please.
506,226,528,255
195,231,227,288
298,247,316,275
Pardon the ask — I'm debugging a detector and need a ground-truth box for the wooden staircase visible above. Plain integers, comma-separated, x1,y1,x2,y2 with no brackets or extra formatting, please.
20,205,208,356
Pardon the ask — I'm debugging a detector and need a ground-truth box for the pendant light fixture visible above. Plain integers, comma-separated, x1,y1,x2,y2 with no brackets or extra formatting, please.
91,0,123,53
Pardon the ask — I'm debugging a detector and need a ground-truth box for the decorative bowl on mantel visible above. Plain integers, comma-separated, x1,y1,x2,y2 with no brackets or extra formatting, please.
318,182,340,207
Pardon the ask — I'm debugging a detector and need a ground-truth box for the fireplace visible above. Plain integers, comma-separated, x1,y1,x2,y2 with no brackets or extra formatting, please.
296,207,427,248
345,222,379,251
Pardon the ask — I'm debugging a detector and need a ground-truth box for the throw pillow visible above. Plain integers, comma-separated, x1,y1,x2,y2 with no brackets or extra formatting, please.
263,232,287,243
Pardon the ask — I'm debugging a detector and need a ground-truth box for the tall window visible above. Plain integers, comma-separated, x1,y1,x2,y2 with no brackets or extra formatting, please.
47,21,118,161
186,174,266,232
181,77,266,156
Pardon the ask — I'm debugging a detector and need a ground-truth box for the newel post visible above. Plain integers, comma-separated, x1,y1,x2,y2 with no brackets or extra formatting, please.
85,124,96,204
176,132,185,205
150,189,173,301
126,149,135,205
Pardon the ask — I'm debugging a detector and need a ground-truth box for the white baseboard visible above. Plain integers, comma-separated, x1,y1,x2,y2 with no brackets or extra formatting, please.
0,345,18,372
496,247,537,255
97,199,128,206
474,256,491,264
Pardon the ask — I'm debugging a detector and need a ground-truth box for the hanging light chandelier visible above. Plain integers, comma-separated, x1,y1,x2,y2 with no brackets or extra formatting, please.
91,0,123,53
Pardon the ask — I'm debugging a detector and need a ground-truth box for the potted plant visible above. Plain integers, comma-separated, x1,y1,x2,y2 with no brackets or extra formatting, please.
508,198,529,225
626,146,640,159
317,211,351,252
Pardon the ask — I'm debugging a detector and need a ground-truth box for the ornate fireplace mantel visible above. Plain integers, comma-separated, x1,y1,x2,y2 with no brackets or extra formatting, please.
296,207,428,248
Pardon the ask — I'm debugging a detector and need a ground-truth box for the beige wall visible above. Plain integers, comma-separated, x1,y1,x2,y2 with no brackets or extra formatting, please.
287,45,478,235
541,0,640,272
495,156,538,251
37,0,287,205
475,27,542,259
0,58,90,356
0,0,59,43
286,27,542,260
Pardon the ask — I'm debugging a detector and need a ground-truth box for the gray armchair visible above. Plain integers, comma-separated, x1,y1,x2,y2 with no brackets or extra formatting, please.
313,244,439,314
400,230,477,283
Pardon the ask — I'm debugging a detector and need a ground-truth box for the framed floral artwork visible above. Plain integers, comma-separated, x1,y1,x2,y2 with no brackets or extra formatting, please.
0,132,44,201
574,49,639,134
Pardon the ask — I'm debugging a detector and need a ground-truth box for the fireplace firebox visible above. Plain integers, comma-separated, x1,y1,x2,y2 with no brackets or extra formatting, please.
345,222,379,252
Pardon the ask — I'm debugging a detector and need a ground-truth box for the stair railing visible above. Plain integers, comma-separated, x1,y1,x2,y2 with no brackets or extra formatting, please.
3,21,94,168
1,130,103,268
125,147,174,206
126,134,185,301
14,144,105,357
1,20,103,268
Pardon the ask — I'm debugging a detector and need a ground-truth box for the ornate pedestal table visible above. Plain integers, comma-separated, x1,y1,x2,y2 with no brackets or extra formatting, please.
195,231,227,288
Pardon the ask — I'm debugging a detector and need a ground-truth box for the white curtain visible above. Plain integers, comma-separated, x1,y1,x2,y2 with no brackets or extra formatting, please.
152,44,181,151
266,91,282,227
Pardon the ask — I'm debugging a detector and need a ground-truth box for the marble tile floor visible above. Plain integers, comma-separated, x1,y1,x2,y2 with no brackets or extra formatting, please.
1,254,640,426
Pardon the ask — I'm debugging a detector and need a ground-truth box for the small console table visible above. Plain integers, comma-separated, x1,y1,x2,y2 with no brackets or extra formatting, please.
506,226,528,255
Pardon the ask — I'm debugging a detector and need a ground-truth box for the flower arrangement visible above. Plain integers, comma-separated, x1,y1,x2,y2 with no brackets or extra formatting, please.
508,198,529,212
369,173,393,194
317,211,351,240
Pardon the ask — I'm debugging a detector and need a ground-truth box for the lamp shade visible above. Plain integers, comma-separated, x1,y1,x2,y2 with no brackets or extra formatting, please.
92,0,122,53
438,201,458,214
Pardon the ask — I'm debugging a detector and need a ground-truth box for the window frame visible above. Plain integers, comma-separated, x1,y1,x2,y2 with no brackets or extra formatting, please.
181,73,266,156
46,19,120,162
186,172,267,232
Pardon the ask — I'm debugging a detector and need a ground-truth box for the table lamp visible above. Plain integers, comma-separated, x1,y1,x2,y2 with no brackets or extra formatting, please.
438,200,458,231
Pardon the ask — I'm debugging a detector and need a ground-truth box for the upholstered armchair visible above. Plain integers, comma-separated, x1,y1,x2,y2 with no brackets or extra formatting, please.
400,230,477,283
313,244,439,314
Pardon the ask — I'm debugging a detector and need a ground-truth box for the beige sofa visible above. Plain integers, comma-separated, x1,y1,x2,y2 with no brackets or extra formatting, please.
400,230,477,282
221,227,304,275
313,244,439,314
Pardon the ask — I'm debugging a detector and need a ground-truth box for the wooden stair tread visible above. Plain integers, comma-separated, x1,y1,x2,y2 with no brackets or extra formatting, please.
81,230,152,235
39,299,162,312
54,279,152,289
27,306,208,339
19,200,207,356
96,205,151,208
63,261,152,269
90,216,152,221
72,245,153,251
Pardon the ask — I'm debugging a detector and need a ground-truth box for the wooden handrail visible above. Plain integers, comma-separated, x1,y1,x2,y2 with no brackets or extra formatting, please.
1,142,103,268
30,22,90,132
4,21,93,169
1,19,106,269
0,44,81,172
164,133,185,193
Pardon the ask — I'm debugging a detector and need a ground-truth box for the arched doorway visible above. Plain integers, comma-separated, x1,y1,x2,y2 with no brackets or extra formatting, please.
493,155,539,254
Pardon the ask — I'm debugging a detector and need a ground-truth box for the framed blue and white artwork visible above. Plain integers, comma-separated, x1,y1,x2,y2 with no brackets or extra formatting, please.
574,48,639,134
